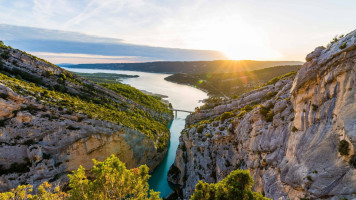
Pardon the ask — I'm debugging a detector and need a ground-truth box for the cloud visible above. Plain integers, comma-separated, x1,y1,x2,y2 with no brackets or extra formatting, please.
0,0,354,61
0,24,226,63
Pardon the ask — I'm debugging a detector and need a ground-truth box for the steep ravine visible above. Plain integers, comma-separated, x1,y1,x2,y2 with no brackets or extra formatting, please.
168,30,356,199
0,44,173,192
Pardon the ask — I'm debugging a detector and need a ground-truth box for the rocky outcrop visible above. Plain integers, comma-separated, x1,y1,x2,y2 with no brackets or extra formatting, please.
168,30,356,199
0,46,172,191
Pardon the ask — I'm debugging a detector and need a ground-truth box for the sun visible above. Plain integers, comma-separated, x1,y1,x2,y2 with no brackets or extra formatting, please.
182,14,282,60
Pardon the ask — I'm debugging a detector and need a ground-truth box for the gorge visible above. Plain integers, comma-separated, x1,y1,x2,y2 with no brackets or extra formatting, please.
1,29,356,200
64,68,208,198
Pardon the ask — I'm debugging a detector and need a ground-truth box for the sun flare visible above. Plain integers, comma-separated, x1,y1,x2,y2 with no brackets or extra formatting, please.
182,14,283,60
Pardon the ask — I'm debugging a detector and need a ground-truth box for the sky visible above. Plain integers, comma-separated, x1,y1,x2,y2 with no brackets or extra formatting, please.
0,0,355,63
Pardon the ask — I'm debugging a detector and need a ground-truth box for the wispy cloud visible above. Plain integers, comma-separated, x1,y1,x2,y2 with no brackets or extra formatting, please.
32,52,155,64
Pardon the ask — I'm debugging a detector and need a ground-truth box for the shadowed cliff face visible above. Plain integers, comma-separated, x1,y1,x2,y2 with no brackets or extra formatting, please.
168,30,356,199
0,45,172,192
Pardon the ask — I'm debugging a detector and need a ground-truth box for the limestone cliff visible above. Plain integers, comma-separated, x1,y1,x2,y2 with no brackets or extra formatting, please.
0,44,172,191
168,30,356,199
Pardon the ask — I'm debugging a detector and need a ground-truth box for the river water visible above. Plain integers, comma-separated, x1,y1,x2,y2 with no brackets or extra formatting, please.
64,68,208,198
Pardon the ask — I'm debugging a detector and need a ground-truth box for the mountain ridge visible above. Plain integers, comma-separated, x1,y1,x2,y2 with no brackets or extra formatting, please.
66,60,303,74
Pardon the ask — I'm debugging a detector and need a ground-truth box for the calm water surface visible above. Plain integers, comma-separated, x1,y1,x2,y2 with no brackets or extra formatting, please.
64,68,208,198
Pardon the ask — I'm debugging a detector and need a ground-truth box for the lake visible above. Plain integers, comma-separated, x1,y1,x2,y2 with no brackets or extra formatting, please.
64,68,208,198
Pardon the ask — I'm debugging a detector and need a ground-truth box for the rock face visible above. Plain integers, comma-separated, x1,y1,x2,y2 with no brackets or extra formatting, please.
0,46,172,191
168,30,356,199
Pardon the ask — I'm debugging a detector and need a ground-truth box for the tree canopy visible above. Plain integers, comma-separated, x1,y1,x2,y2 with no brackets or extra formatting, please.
191,169,270,200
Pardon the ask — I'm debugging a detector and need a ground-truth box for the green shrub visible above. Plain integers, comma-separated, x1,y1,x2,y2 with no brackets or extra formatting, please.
307,176,312,181
0,93,9,100
59,73,67,80
191,169,269,200
197,125,204,133
205,133,213,138
312,104,318,111
265,110,274,122
349,155,356,168
67,125,80,131
43,70,54,77
236,110,246,119
291,126,298,132
219,126,225,131
339,42,347,49
327,35,344,48
338,140,350,156
242,105,254,112
263,91,278,100
220,112,234,122
1,50,9,59
259,103,274,122
262,71,297,87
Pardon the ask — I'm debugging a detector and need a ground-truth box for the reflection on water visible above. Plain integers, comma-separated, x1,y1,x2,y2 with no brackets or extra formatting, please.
64,68,208,198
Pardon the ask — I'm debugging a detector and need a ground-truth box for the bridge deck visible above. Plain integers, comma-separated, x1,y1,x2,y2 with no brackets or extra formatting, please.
170,109,193,113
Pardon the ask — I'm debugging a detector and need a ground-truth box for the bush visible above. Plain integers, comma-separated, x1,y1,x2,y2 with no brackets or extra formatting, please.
205,133,213,138
59,73,67,80
191,169,269,200
265,110,274,122
242,105,254,112
307,176,312,181
0,93,9,100
327,35,344,48
312,104,318,111
349,155,356,168
43,70,54,77
1,50,9,59
339,42,347,49
236,110,246,119
259,104,274,122
197,125,204,134
291,126,298,132
220,112,234,122
338,140,350,156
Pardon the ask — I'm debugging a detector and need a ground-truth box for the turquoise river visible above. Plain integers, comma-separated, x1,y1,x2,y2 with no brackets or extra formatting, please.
65,68,208,198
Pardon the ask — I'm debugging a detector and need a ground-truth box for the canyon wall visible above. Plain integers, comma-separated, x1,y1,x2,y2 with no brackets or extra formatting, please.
168,30,356,199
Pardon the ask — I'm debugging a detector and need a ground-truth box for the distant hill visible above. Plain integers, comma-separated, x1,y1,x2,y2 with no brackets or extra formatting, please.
66,60,303,74
164,65,302,97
